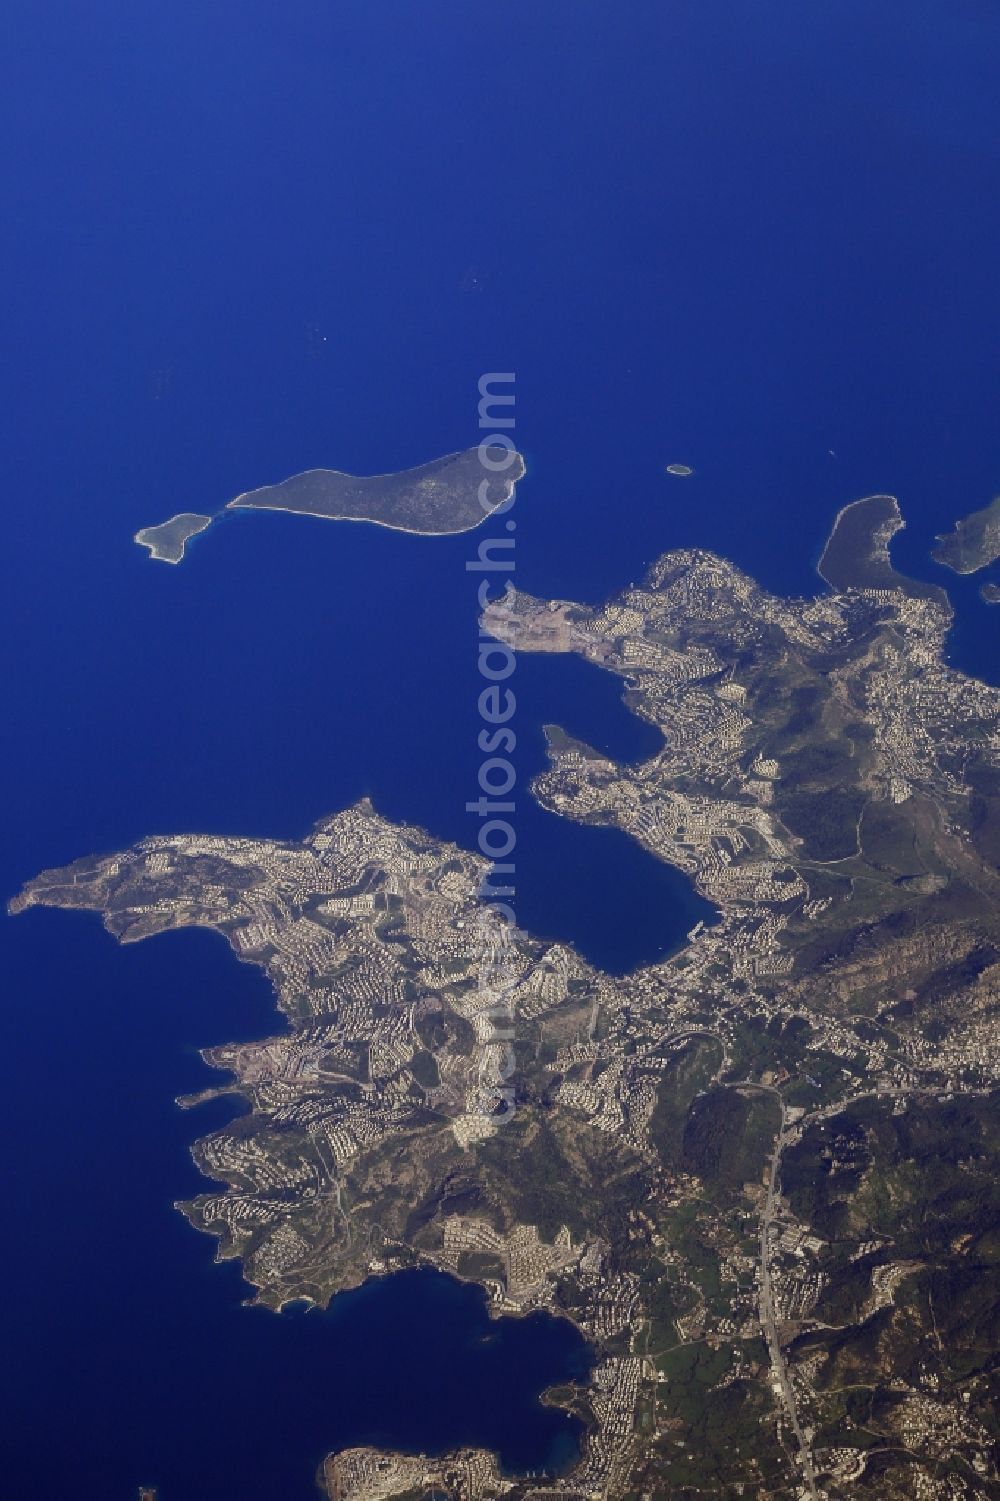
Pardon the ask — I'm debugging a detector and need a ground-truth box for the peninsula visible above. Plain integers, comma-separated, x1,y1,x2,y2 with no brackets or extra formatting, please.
135,445,525,562
15,499,1000,1501
933,494,1000,575
817,493,947,603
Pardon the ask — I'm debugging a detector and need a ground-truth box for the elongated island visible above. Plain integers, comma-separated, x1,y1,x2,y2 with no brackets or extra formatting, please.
135,444,525,563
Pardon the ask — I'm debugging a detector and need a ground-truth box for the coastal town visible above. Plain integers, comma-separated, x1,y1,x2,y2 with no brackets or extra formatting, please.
14,500,1000,1500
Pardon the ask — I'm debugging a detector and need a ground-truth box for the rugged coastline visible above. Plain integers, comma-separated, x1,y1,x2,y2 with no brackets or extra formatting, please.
15,502,1000,1500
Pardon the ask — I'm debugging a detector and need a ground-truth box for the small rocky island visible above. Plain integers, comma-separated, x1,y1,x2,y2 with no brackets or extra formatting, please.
134,512,212,564
933,494,1000,575
135,445,524,563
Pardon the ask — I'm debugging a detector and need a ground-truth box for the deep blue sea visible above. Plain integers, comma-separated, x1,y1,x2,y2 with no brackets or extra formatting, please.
3,2,999,1497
